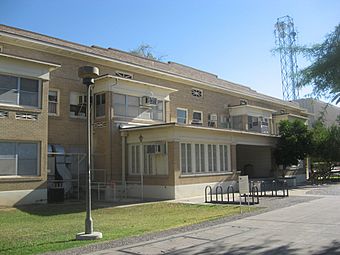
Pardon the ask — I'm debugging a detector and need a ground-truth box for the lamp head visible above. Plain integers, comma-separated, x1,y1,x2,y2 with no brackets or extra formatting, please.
78,66,99,86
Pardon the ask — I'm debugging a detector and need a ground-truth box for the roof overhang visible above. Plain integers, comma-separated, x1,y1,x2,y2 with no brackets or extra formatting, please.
0,52,60,80
94,74,177,100
229,104,277,118
120,123,278,146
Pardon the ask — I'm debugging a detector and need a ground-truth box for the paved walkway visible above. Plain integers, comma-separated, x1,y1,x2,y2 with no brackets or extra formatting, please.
86,185,340,255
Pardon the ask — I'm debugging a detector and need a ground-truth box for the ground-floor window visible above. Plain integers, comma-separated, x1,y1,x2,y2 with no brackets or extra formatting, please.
128,143,167,176
180,143,230,175
0,141,40,176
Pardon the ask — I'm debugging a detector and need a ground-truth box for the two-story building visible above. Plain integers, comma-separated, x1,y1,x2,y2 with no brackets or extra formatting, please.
0,24,309,206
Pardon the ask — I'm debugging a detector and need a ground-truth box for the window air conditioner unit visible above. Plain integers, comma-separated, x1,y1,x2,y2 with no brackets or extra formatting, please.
141,96,158,107
208,114,218,122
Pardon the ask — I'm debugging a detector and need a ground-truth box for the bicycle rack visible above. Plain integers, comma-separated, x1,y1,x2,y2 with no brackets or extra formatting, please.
215,186,223,202
205,184,259,205
205,185,213,203
226,185,235,203
258,180,289,197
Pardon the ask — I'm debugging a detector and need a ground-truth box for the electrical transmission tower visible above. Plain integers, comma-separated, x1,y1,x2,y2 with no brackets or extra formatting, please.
274,15,299,101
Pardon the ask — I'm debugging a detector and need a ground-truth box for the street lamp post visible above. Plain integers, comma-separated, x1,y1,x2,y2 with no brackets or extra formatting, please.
76,66,102,240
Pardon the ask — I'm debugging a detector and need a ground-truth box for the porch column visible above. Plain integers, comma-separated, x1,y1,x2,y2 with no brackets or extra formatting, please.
230,144,237,173
121,131,127,197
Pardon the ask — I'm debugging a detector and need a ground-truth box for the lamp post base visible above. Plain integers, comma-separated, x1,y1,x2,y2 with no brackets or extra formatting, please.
76,231,103,240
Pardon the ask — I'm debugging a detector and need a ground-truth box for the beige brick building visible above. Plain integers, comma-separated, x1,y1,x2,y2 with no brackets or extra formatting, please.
0,25,309,206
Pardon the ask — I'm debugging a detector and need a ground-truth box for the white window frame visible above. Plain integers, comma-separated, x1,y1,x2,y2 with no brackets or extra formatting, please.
180,143,192,174
180,142,231,176
192,110,203,125
0,74,41,109
113,93,164,121
48,89,59,116
176,108,188,124
208,113,218,128
128,144,140,174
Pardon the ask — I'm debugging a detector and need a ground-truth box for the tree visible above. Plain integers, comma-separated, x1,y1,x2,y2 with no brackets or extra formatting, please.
274,120,312,176
298,24,340,104
310,121,340,169
129,44,165,61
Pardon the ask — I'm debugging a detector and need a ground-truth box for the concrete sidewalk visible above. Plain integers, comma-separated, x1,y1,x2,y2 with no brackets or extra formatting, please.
88,193,340,254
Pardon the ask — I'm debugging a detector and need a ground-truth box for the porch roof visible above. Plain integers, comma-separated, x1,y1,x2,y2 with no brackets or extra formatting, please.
120,122,279,138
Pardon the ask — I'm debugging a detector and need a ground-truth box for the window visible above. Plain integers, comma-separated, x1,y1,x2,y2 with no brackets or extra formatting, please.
113,93,163,121
177,108,187,124
181,143,230,175
0,74,40,108
194,144,205,172
113,93,126,116
129,144,140,174
181,143,192,173
192,111,202,125
219,145,229,172
48,90,59,115
128,144,168,176
152,100,163,121
208,113,217,127
70,92,86,118
220,114,230,128
0,141,39,176
208,144,217,172
95,93,105,118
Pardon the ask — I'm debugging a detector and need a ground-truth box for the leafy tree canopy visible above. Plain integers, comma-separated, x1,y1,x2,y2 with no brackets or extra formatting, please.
310,121,340,163
274,120,312,169
298,24,340,104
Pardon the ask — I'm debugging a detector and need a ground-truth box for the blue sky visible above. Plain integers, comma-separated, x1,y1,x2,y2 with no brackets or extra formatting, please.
1,0,339,101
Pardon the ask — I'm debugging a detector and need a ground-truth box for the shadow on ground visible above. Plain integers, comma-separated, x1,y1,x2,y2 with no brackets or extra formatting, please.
165,239,340,255
13,199,151,216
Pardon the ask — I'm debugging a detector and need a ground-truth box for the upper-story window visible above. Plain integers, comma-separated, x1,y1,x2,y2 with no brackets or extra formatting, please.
70,91,86,118
48,89,59,116
95,93,105,118
208,113,217,127
176,108,188,124
0,74,40,108
192,111,202,125
113,93,163,121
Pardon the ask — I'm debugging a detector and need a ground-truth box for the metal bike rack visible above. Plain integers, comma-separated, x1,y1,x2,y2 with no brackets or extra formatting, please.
215,186,223,202
205,185,213,203
226,185,235,203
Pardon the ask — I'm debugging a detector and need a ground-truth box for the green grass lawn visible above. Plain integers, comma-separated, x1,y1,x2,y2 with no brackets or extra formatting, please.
0,202,246,255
